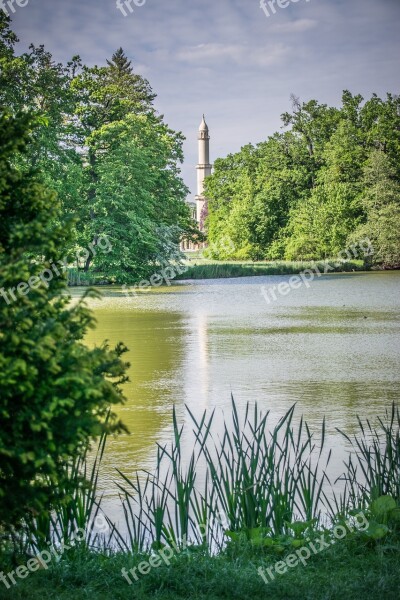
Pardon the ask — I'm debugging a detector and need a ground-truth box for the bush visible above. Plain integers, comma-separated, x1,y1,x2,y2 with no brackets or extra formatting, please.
0,112,128,532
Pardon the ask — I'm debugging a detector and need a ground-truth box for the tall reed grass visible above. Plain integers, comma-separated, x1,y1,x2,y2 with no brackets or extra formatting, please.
20,428,112,556
20,400,399,556
335,403,400,511
116,400,332,552
175,261,366,280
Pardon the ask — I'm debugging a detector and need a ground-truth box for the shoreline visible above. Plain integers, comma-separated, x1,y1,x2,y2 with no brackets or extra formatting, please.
66,262,400,289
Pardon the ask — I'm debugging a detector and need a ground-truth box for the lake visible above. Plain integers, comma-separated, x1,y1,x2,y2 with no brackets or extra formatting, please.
75,271,400,525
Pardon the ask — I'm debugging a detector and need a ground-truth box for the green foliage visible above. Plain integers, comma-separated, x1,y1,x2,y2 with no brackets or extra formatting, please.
0,112,128,532
284,181,359,260
350,151,400,267
225,518,323,555
80,113,189,283
115,400,331,553
205,135,312,260
206,92,400,265
0,21,193,283
342,495,400,544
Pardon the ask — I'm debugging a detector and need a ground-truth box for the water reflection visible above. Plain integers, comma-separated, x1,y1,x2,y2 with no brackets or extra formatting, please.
74,271,400,517
85,309,186,494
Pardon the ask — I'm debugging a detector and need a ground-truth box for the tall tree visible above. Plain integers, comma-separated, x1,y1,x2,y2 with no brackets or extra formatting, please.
0,112,128,531
71,48,190,277
0,26,193,281
350,151,400,267
207,91,400,265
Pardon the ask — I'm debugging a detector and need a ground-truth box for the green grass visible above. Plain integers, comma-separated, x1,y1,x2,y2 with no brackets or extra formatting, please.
176,260,367,280
67,258,368,286
1,538,400,599
2,403,399,599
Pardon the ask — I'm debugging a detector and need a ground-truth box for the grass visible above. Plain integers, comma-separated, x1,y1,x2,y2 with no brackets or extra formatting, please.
66,258,368,287
114,401,332,553
1,537,400,599
176,260,367,280
1,402,399,599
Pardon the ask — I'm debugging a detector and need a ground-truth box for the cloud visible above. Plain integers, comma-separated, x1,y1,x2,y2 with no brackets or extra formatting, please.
270,18,317,33
9,0,400,198
176,43,290,68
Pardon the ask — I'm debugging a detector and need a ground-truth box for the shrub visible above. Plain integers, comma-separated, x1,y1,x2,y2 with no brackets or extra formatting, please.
0,112,128,532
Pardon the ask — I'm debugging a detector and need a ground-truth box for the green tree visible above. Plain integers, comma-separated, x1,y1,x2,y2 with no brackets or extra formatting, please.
206,91,400,263
1,25,193,282
71,48,191,278
0,112,128,531
281,94,341,162
350,151,400,267
0,15,84,255
204,144,258,259
82,114,190,282
205,133,312,260
284,181,359,260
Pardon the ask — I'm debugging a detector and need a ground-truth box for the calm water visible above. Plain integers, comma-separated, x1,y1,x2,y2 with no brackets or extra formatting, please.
74,271,400,523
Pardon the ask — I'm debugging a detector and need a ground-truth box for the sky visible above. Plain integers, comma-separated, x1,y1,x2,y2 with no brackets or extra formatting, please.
8,0,400,200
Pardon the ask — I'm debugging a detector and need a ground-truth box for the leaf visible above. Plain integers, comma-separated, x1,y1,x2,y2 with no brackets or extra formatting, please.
364,522,390,540
370,496,397,518
388,508,400,523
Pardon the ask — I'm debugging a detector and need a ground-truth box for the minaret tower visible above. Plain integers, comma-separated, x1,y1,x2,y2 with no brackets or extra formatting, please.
196,115,212,228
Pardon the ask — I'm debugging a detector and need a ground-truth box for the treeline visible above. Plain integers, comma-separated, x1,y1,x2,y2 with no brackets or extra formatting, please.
205,93,400,267
0,15,196,283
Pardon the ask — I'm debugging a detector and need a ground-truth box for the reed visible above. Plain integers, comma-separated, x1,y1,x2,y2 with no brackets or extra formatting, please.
175,261,365,280
23,428,111,554
336,403,400,510
117,399,332,552
18,401,400,557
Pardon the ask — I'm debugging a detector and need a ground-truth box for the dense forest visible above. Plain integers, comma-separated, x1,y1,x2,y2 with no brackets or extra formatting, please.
2,12,399,278
205,93,400,267
0,14,196,284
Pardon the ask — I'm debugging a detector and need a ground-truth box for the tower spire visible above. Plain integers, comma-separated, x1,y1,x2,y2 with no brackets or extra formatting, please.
196,115,212,227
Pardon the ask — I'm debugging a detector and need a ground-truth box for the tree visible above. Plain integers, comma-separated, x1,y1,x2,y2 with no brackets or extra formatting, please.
350,151,400,267
206,91,400,264
0,112,128,531
284,181,359,260
205,134,312,260
0,24,193,282
281,94,341,161
82,114,190,282
0,14,84,259
70,48,191,278
204,144,258,259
